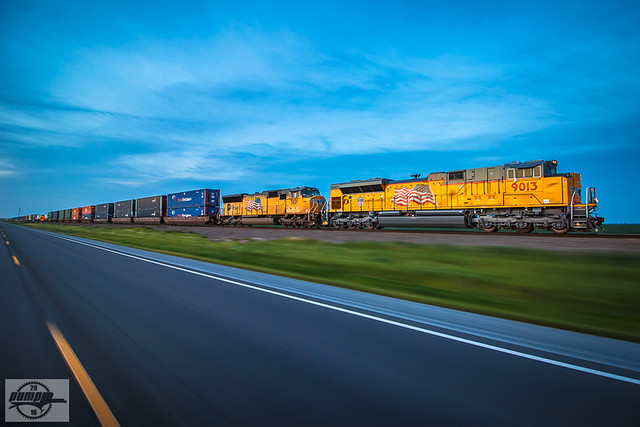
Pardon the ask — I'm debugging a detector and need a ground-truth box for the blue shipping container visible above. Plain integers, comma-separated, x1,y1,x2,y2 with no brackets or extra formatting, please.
166,206,218,217
167,189,220,209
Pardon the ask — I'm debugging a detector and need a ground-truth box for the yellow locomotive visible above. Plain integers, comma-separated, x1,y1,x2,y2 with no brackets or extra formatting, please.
221,186,325,227
327,160,602,233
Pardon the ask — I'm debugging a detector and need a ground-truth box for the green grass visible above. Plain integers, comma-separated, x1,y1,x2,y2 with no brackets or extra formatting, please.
600,223,640,234
23,223,640,342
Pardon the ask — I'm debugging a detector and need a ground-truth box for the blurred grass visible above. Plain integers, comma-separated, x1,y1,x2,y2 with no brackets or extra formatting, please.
601,223,640,234
24,223,640,342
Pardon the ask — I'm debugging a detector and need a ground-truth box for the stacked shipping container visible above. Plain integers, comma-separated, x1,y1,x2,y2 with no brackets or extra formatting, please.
134,195,166,224
81,205,96,222
165,189,220,224
113,200,135,223
94,203,114,222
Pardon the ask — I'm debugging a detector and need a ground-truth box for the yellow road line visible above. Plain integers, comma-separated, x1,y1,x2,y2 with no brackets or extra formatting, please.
12,255,20,266
5,241,9,245
47,322,119,427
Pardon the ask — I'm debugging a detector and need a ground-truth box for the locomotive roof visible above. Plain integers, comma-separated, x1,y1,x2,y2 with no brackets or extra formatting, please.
503,159,556,169
330,178,389,189
283,186,319,192
223,187,320,198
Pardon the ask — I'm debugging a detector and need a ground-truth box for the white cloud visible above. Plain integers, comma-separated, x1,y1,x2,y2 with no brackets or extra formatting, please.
99,150,249,186
0,159,17,177
8,25,560,169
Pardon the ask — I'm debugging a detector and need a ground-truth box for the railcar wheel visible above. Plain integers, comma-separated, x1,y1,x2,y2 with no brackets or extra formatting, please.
479,222,498,233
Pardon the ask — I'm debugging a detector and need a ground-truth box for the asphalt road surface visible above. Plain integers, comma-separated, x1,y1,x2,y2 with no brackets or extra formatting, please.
2,223,639,426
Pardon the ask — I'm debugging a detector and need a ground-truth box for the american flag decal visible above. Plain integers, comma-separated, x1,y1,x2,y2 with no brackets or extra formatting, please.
392,184,437,207
245,198,263,212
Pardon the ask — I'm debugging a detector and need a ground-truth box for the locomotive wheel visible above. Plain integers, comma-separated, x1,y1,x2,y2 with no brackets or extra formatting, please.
514,223,533,233
479,222,498,233
333,223,341,229
366,220,376,230
551,222,570,234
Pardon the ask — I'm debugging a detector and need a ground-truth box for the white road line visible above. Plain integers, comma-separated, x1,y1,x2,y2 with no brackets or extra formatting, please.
48,232,640,386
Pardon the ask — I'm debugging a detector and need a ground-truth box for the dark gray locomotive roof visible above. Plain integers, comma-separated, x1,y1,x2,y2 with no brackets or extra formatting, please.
504,159,556,169
330,178,389,189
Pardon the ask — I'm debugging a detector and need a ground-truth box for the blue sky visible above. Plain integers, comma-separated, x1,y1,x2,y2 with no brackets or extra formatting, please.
1,0,639,222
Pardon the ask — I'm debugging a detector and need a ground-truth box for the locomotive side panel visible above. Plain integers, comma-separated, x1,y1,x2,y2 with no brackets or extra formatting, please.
242,193,267,217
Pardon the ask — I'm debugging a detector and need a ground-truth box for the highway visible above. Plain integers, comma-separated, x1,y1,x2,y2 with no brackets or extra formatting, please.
1,223,639,426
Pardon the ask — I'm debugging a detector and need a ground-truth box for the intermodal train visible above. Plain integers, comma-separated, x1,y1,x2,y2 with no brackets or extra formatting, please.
12,159,603,234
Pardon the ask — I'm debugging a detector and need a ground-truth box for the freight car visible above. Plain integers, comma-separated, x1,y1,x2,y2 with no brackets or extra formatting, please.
220,187,325,227
133,195,166,224
164,189,220,224
81,205,95,222
327,159,601,233
113,199,135,223
94,203,114,223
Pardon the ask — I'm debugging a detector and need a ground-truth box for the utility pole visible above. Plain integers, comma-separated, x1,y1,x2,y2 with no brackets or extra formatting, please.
18,208,21,217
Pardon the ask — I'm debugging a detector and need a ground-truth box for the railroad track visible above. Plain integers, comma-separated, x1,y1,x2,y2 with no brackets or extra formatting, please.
42,221,640,239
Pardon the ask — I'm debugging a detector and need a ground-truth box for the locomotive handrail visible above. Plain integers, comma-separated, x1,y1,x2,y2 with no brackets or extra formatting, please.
569,190,577,220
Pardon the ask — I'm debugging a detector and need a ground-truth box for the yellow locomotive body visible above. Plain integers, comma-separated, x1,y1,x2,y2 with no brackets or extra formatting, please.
221,187,325,227
328,160,601,233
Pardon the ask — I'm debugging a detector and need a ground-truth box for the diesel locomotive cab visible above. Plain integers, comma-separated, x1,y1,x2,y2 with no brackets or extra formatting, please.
286,187,326,227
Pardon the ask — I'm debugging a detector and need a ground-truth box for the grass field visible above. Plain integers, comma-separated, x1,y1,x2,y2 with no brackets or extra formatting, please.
23,223,640,342
600,223,640,234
